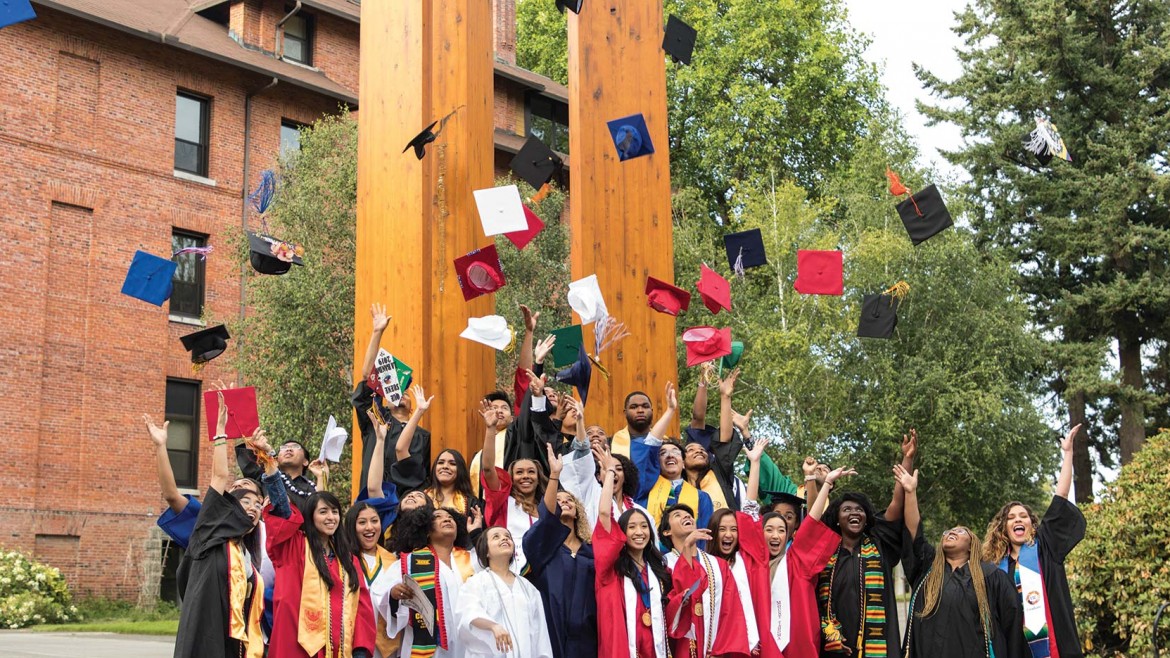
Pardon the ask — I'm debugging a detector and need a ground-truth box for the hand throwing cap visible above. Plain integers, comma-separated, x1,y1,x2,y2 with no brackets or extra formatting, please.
856,293,900,339
121,250,178,306
662,15,697,65
793,250,843,296
696,264,731,314
683,326,733,367
645,276,692,316
248,231,305,275
724,228,767,274
180,324,231,364
454,244,506,301
607,114,655,161
510,137,563,190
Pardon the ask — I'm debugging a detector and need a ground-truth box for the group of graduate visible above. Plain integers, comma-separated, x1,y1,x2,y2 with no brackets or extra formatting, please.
150,303,1087,658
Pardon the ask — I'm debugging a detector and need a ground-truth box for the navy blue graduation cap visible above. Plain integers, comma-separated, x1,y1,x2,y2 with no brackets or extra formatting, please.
180,325,231,364
555,344,593,405
607,114,655,161
510,137,563,190
555,0,583,14
121,250,178,306
0,0,36,31
662,15,697,66
724,228,767,275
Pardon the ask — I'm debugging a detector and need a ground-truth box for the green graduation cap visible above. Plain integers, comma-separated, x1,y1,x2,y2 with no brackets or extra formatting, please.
720,341,744,371
549,325,585,370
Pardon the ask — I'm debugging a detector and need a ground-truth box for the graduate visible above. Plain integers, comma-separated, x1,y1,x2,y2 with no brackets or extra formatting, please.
456,527,555,658
899,465,1026,658
983,425,1086,658
522,442,598,658
379,507,466,657
172,392,266,658
480,397,547,572
594,449,673,658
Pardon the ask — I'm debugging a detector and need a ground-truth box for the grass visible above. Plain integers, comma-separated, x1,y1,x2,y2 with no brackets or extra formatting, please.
30,598,179,636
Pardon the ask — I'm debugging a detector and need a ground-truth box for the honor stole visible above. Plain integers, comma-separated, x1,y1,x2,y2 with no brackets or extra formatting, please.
226,540,265,658
298,542,360,658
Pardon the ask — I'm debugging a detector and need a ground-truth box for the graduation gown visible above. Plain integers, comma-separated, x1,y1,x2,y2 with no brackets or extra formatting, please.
174,488,265,658
665,551,751,658
455,570,555,658
521,501,598,658
819,514,905,658
904,535,1026,658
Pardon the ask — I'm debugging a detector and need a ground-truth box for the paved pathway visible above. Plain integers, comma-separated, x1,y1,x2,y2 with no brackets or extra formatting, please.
0,631,174,657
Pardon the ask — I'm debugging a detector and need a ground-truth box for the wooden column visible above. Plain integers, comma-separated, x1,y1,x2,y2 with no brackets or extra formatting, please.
567,2,680,433
353,0,495,494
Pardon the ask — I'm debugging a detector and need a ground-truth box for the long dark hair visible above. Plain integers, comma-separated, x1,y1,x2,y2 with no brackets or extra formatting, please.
228,489,262,570
594,453,640,500
823,491,878,536
615,508,672,607
301,492,360,592
343,501,382,551
422,449,475,513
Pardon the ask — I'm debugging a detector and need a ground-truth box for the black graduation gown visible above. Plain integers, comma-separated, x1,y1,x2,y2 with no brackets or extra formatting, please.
174,489,262,658
903,535,1026,658
352,380,432,492
820,514,905,657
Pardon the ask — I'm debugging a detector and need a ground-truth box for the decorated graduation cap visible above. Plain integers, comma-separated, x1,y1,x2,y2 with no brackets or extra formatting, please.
0,0,35,30
886,168,953,246
793,250,843,296
555,0,583,13
857,281,908,340
645,276,692,316
662,15,697,66
460,315,515,351
121,250,178,306
454,244,506,301
682,326,733,367
504,206,545,251
202,387,259,441
555,344,593,404
724,228,767,277
568,274,609,325
510,137,563,190
402,106,461,160
180,324,230,365
473,184,528,236
1023,115,1072,165
607,113,655,161
696,264,731,314
248,231,305,275
549,324,585,369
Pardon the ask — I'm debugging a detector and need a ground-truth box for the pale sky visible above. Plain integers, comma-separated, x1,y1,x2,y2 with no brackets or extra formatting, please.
843,0,969,181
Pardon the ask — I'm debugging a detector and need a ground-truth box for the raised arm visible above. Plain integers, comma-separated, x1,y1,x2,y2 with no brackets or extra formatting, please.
718,368,740,443
884,429,917,521
893,464,920,540
1055,424,1080,500
366,408,388,499
598,446,617,533
360,303,391,380
517,304,539,374
745,437,767,503
647,381,677,440
808,466,857,522
480,400,502,491
145,414,186,513
209,391,231,493
690,363,713,429
397,385,434,462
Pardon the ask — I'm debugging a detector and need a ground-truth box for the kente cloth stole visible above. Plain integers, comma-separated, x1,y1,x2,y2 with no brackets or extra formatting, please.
1000,543,1052,658
648,478,699,524
298,542,358,658
401,547,448,657
816,536,887,658
226,541,265,658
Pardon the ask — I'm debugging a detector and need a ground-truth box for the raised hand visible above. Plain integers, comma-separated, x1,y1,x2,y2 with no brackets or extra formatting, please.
144,414,169,448
745,436,767,462
520,304,540,333
825,466,858,486
718,367,741,397
1061,423,1082,454
410,384,433,412
892,464,919,494
370,303,391,332
901,428,918,464
534,334,556,364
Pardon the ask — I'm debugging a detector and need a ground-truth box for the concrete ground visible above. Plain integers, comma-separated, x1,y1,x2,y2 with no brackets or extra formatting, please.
0,631,174,657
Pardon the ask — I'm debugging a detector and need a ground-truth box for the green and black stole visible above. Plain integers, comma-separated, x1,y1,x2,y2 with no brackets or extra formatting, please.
400,546,448,658
817,535,888,658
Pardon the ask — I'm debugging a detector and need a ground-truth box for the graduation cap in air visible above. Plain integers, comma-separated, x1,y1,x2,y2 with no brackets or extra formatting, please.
121,250,178,306
645,276,692,316
724,229,767,276
662,15,697,66
682,326,733,367
0,0,36,30
180,325,231,364
555,344,593,404
473,185,528,236
607,114,655,161
555,0,583,14
1023,115,1072,166
403,106,461,160
696,264,731,314
460,315,515,351
248,231,304,275
454,244,506,301
202,387,260,441
793,250,843,296
510,137,563,191
504,206,546,251
886,169,953,246
549,325,585,369
857,282,908,339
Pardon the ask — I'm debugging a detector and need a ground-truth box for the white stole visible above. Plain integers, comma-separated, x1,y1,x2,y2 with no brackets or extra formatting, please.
769,554,792,651
729,557,760,650
623,570,667,658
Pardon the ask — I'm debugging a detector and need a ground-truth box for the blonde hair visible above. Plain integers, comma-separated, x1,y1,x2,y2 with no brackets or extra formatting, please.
981,500,1039,563
920,526,991,636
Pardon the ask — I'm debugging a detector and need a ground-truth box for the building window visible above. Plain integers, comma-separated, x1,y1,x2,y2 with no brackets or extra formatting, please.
174,92,210,176
280,120,305,157
526,94,569,155
170,230,206,319
165,379,201,489
282,12,313,65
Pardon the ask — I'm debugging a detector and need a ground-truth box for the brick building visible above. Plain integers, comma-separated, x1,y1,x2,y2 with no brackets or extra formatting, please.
0,0,567,603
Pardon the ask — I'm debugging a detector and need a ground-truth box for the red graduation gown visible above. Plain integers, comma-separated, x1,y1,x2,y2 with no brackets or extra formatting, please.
668,552,752,658
264,505,376,658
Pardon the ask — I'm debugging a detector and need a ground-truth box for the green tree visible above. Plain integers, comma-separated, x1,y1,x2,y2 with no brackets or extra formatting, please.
917,0,1170,468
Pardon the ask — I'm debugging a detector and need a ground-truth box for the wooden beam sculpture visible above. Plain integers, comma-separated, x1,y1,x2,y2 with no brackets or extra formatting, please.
567,2,680,439
353,0,495,494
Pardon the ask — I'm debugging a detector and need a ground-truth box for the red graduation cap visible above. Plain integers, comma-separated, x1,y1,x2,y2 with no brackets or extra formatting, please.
504,206,545,251
695,264,731,314
203,387,260,441
645,276,691,316
793,250,843,296
682,326,733,367
454,244,506,301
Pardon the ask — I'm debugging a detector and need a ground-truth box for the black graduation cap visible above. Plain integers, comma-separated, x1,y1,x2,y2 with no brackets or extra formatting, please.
895,184,953,246
180,325,230,364
724,228,767,274
248,231,304,276
510,137,563,190
856,293,900,339
555,0,583,14
662,15,697,66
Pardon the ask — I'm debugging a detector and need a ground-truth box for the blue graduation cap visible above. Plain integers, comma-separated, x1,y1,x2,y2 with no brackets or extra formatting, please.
555,344,593,405
607,113,655,161
121,250,177,306
0,0,36,30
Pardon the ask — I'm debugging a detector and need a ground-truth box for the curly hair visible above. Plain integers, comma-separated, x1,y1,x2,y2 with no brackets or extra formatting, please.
822,491,878,537
981,500,1040,563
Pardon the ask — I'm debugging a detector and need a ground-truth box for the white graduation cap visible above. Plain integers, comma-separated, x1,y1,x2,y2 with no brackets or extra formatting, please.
460,315,514,351
319,415,348,463
568,274,609,325
472,184,527,236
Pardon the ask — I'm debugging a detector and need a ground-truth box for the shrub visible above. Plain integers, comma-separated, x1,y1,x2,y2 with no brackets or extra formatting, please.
0,549,77,628
1068,430,1170,656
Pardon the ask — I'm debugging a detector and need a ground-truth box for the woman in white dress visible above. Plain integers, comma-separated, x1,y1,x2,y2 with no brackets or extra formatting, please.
456,526,554,658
